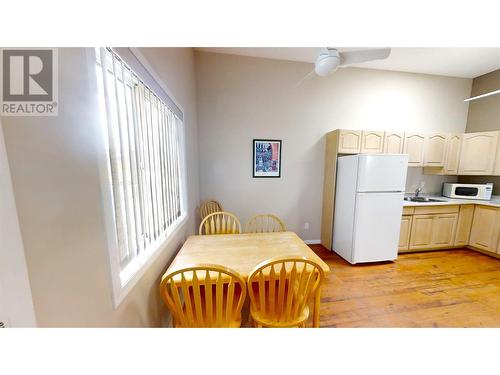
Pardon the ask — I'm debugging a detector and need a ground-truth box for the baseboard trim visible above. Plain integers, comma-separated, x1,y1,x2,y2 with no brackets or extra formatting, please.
304,239,321,245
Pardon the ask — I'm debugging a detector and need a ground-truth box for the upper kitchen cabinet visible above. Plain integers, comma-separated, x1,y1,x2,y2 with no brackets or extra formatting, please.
360,131,384,153
425,133,461,175
423,133,448,167
337,130,362,154
458,131,499,175
383,132,404,154
494,137,500,176
403,133,426,166
443,134,462,174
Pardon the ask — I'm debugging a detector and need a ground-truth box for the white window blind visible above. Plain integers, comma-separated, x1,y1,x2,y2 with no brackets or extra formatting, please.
95,47,184,273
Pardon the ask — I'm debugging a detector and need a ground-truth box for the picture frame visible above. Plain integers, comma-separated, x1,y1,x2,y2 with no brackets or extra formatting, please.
252,139,282,178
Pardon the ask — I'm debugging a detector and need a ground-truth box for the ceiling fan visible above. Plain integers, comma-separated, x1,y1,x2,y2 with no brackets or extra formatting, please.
296,47,391,86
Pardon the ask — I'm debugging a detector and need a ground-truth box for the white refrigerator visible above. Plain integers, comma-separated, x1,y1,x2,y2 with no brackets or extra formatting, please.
332,154,408,264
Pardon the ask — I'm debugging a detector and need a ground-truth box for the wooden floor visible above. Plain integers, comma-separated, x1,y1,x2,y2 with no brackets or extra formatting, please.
310,245,500,328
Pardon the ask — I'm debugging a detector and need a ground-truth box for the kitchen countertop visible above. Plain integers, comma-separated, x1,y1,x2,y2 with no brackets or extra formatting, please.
403,194,500,208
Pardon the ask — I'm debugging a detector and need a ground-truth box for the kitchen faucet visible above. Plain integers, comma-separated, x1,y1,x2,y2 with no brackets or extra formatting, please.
414,187,423,198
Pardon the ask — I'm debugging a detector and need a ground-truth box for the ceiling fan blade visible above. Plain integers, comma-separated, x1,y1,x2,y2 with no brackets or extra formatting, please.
339,48,391,66
294,69,316,87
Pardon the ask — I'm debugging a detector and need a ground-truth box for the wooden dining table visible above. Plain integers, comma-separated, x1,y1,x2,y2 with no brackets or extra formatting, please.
164,231,330,327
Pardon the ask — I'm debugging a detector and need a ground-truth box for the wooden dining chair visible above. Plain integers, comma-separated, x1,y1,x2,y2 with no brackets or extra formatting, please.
245,214,286,233
199,212,242,235
247,257,325,328
199,200,223,220
160,264,247,328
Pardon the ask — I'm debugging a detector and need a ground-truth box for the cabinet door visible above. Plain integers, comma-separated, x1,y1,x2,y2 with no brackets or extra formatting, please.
444,134,462,175
431,213,458,247
383,132,404,154
458,131,499,175
409,215,434,249
494,137,500,176
403,133,426,167
454,205,474,246
338,130,362,154
469,205,500,252
399,215,412,251
424,133,448,167
360,131,384,153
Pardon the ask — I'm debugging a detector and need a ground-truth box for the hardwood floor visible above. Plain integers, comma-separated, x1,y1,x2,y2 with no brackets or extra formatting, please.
310,245,500,328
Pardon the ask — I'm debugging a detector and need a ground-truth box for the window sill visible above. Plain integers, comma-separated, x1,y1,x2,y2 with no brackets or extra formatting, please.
112,213,188,309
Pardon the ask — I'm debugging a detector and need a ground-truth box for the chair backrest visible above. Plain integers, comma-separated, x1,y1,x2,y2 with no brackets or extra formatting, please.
200,200,223,220
199,211,241,235
245,214,286,233
160,264,247,328
247,257,324,325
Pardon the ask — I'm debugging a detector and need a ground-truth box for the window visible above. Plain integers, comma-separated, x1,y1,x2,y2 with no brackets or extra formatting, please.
95,48,186,304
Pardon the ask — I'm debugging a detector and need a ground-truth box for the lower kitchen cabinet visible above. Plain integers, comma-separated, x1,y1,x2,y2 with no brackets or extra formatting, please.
399,204,499,256
469,205,500,253
431,213,458,247
454,205,475,246
399,215,412,251
409,215,434,249
406,209,458,251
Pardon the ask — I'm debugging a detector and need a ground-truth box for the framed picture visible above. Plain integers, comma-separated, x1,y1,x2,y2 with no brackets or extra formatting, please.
253,139,282,178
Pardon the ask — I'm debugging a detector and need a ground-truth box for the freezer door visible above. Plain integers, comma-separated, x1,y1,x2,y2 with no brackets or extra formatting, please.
352,192,404,263
356,154,408,192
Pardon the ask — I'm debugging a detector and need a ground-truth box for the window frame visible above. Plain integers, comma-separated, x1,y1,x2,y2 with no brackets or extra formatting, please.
88,48,189,308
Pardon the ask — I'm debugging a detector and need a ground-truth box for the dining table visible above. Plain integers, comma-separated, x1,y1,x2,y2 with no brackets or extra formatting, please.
164,231,331,327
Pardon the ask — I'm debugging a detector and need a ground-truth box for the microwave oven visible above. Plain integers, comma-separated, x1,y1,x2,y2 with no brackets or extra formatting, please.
442,183,493,200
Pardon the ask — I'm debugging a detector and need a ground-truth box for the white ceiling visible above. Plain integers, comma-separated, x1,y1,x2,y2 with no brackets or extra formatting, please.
196,48,500,78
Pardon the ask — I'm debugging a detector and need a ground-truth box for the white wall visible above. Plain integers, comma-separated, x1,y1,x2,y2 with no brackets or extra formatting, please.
0,121,36,327
195,51,472,241
1,48,199,327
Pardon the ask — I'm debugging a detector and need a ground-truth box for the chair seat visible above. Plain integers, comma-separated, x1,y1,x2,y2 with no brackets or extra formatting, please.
250,305,309,328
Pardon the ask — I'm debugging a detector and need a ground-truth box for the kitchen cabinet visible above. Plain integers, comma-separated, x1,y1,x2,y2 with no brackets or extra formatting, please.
399,215,412,251
494,137,500,176
454,205,475,246
409,215,434,249
469,205,500,253
360,131,384,153
403,133,426,167
431,213,458,247
444,134,462,174
383,132,405,153
337,130,362,154
408,206,459,250
423,134,461,175
458,131,499,175
424,133,448,167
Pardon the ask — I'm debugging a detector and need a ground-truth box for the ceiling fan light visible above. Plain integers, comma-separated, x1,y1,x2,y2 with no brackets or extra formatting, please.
315,50,340,76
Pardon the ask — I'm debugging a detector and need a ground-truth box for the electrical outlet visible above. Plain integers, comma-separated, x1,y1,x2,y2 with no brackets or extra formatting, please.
304,222,309,230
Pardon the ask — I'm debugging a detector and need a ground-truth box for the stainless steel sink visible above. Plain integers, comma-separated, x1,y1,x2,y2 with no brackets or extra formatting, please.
404,197,447,203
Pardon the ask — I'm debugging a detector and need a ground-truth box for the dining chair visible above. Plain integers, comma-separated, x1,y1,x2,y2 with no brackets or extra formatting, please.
160,264,247,328
247,256,325,328
199,211,242,235
245,214,286,233
199,199,223,220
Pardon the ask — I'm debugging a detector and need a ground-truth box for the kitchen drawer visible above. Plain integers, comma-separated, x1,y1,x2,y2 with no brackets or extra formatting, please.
402,206,414,215
413,205,460,215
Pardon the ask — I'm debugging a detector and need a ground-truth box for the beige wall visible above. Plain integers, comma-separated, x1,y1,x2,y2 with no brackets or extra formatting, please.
1,48,199,327
459,69,500,194
0,121,36,327
195,51,472,241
